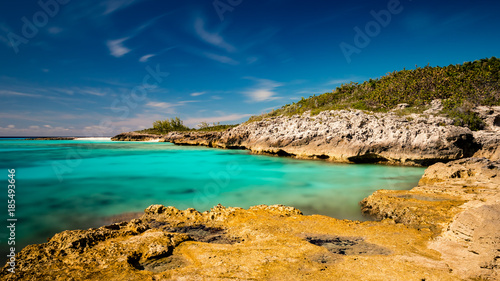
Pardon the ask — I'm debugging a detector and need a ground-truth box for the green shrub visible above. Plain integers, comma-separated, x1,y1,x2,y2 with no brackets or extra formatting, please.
152,117,190,133
252,57,500,129
197,122,239,131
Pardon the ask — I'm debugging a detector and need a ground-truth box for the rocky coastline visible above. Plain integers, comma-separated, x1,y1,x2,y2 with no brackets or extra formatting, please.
115,106,500,166
3,106,500,280
2,157,498,280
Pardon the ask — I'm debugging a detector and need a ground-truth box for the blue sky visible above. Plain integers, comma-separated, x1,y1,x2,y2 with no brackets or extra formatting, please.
0,0,499,136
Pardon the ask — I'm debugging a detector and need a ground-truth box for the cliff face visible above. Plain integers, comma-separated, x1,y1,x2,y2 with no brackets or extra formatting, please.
156,108,499,165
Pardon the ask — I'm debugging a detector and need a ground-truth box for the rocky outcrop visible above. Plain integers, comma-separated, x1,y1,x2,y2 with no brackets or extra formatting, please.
2,204,462,280
111,132,163,141
165,131,225,147
474,106,500,132
361,157,500,280
112,106,500,165
473,131,500,161
161,109,490,166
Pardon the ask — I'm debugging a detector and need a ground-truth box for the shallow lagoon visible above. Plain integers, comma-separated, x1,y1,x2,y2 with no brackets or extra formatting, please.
0,138,425,257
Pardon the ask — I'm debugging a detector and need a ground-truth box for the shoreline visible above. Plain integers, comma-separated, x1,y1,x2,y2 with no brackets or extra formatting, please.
3,108,499,280
3,156,498,280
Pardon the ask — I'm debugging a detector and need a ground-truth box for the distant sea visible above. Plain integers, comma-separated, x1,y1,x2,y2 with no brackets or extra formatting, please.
0,138,425,261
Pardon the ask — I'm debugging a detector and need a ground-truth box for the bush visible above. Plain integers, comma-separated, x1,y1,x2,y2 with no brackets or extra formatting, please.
152,117,189,133
252,57,500,130
197,122,238,131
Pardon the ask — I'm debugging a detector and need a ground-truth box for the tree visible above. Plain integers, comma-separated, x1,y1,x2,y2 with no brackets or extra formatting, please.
152,117,189,133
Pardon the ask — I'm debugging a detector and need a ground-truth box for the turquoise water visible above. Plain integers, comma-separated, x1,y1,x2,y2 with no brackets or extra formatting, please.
0,138,425,258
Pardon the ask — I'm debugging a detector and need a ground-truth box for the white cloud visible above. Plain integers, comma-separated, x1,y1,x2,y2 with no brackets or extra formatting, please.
246,89,279,102
106,37,131,57
44,125,52,128
79,88,107,97
203,52,239,65
145,102,175,109
243,78,283,103
146,100,199,110
194,18,235,52
102,0,138,15
0,90,42,98
7,125,15,128
139,54,155,62
0,125,77,137
190,92,205,97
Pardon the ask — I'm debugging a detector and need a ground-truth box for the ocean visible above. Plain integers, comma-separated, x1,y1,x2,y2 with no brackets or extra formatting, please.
0,138,425,260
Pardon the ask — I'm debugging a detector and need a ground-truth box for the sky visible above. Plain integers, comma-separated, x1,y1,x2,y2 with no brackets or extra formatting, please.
0,0,499,136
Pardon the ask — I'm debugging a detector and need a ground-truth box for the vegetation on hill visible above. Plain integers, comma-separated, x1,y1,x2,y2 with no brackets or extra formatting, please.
249,57,500,130
135,118,238,134
196,122,238,132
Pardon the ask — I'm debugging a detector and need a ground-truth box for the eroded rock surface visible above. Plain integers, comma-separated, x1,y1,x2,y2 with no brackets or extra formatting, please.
2,203,461,281
167,110,478,166
361,157,500,280
111,132,162,141
113,107,500,165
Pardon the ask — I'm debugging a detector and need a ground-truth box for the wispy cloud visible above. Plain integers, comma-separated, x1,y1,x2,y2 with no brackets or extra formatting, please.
190,92,205,97
0,90,43,98
194,18,236,52
102,0,138,15
145,101,176,109
139,46,176,63
243,78,283,103
106,37,131,57
0,125,75,136
203,52,239,65
145,100,199,114
139,54,155,62
79,88,108,97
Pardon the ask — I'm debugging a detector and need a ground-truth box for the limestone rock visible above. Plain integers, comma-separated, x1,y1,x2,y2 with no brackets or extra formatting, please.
111,132,163,141
1,204,461,281
361,157,500,280
161,109,491,166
